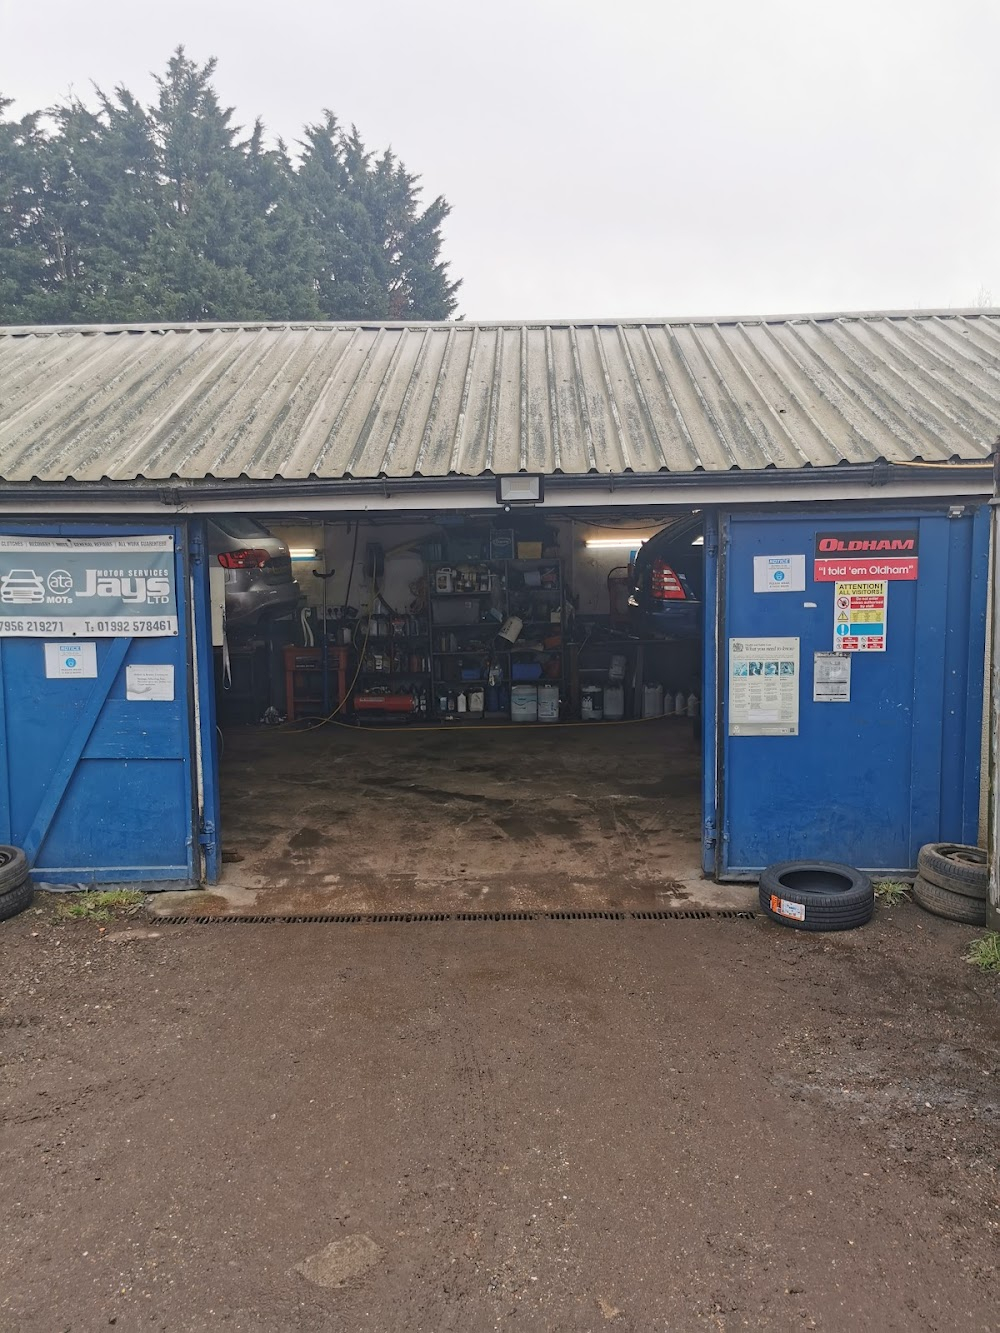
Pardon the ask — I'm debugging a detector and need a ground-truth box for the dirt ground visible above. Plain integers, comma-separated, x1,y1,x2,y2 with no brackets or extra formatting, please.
170,719,723,918
1,894,997,1332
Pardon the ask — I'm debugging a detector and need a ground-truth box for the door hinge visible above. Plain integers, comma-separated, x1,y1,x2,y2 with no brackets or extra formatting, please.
703,820,717,849
198,820,216,853
190,529,205,566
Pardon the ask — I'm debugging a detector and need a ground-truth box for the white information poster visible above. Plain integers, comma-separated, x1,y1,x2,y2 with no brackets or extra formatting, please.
753,554,806,593
729,637,800,736
126,664,175,702
813,651,852,702
44,641,97,679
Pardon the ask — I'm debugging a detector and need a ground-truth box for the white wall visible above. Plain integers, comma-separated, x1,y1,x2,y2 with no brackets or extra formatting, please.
269,516,677,618
268,521,434,615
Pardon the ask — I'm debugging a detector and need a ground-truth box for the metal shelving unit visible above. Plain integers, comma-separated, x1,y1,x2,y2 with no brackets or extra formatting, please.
428,559,564,721
352,614,431,720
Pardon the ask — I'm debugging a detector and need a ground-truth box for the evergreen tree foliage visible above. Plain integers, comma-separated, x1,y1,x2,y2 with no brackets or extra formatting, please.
0,48,460,323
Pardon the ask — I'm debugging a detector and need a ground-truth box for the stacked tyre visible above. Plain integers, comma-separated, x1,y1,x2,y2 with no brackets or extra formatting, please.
0,846,32,922
913,843,988,926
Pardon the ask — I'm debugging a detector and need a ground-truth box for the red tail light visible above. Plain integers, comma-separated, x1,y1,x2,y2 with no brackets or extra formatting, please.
651,559,687,600
218,548,270,570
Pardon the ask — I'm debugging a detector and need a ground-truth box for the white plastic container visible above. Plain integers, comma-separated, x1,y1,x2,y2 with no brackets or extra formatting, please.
662,690,674,716
604,683,625,720
457,691,467,714
674,690,687,716
581,684,603,720
511,684,538,722
537,683,559,722
642,683,664,718
468,687,485,714
687,692,699,719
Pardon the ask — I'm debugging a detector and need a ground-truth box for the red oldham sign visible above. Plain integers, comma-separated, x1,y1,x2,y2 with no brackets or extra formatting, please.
813,530,919,582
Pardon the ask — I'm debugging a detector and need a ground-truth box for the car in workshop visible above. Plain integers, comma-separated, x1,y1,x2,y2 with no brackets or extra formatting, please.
208,516,302,632
627,514,704,639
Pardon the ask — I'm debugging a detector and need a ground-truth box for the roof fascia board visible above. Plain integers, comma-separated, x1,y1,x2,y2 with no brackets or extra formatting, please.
0,466,989,517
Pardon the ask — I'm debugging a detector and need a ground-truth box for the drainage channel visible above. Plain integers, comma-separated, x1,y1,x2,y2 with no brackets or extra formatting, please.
153,909,757,926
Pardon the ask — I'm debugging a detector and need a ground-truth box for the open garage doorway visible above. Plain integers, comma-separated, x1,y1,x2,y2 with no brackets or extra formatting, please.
206,506,712,914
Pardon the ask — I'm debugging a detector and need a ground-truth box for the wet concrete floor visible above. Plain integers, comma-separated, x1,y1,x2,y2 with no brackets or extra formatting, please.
154,718,752,918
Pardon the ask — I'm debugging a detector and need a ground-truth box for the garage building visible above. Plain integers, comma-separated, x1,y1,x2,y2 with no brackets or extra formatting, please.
0,313,995,907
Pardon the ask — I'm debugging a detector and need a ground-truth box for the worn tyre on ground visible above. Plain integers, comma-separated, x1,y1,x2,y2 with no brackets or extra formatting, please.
916,843,988,900
0,876,33,922
759,861,874,932
0,846,28,895
912,874,988,925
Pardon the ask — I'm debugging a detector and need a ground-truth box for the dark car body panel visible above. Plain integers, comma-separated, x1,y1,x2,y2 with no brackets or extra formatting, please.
628,515,704,639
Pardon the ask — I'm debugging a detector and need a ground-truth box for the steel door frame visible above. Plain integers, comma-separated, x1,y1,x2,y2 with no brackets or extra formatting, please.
189,517,221,883
701,510,721,875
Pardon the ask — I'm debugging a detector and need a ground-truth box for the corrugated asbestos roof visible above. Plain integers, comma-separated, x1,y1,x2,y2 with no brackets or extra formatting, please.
0,312,997,484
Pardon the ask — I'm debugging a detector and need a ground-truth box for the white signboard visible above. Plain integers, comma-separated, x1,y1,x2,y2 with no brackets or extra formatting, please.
0,535,177,637
753,554,806,593
126,664,175,702
44,641,97,679
729,637,800,736
813,651,851,702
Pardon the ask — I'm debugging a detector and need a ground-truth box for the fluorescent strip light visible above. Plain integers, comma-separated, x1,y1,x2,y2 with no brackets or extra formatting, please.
289,547,319,560
691,535,705,546
584,537,649,549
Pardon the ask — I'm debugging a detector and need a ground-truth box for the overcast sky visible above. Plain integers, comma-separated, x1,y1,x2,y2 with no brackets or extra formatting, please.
2,0,997,321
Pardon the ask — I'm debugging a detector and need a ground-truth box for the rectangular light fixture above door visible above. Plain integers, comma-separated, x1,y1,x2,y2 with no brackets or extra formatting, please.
496,475,544,505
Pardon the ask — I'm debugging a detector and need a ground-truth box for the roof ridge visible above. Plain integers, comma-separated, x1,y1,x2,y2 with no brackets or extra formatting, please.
0,309,998,337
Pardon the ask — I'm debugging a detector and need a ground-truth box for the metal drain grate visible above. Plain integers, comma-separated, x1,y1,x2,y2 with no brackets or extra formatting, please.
153,908,757,926
454,911,539,922
369,912,454,923
544,910,629,920
632,909,712,919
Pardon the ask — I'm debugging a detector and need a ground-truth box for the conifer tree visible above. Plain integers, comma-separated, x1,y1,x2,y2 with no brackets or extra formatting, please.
0,47,460,324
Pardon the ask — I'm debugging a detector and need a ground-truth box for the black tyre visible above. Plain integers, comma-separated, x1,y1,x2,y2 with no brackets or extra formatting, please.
912,874,988,925
759,861,874,932
0,877,33,922
917,843,988,900
0,846,27,895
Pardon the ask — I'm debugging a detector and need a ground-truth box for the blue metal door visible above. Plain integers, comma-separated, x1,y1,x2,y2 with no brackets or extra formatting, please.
717,506,988,878
0,522,202,885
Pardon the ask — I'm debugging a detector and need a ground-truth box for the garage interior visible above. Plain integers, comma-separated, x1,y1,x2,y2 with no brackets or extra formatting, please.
208,506,710,913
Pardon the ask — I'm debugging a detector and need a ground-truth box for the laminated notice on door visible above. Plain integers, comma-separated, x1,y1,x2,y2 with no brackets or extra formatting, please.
833,581,887,652
126,664,174,701
729,637,799,736
813,651,851,702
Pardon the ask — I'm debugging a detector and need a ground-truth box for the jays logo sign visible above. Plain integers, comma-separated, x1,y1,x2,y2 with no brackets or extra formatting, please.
0,535,178,637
